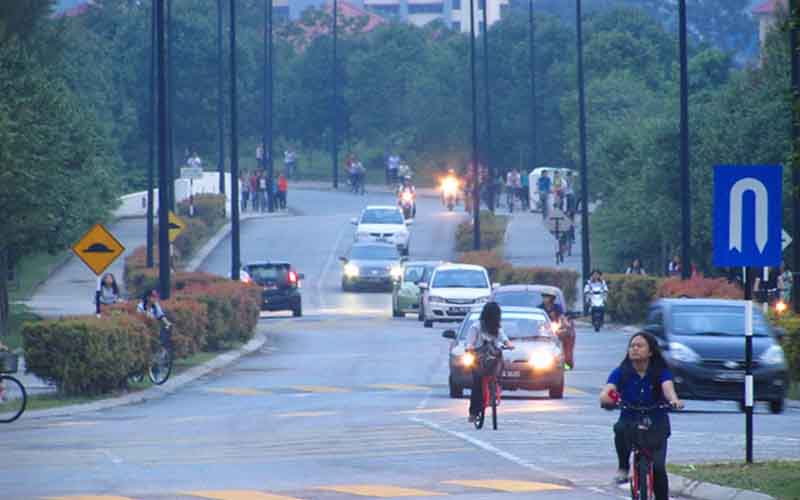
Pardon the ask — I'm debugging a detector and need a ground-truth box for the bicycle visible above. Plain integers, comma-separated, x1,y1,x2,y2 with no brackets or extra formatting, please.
608,401,675,500
473,345,513,431
506,189,516,213
130,323,173,386
0,352,27,423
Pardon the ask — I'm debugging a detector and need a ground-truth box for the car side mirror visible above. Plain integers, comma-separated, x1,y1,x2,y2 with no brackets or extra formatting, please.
442,330,457,340
418,283,428,290
405,219,414,226
350,218,358,225
492,283,500,289
339,257,348,264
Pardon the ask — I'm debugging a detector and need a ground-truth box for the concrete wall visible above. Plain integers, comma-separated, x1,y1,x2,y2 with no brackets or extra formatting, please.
113,172,233,219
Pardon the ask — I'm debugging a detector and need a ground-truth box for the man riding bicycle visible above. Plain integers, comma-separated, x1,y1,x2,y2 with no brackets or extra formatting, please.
465,302,513,423
537,170,551,217
537,291,574,370
599,332,683,500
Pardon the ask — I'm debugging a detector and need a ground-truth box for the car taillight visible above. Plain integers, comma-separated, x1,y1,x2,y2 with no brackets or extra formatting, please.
288,271,298,284
242,275,252,284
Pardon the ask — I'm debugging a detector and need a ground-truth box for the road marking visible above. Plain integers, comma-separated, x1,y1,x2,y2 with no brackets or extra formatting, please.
205,387,271,396
566,387,587,395
44,496,137,500
395,408,453,415
443,479,570,493
273,411,339,418
368,384,432,392
184,491,301,500
45,421,98,428
289,385,350,393
316,219,350,310
314,485,445,497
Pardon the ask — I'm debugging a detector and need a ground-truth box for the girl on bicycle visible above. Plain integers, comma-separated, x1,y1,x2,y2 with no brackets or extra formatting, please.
466,302,513,423
95,273,122,315
599,332,683,499
138,289,173,345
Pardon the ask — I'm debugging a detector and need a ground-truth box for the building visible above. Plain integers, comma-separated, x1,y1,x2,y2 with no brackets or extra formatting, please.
361,0,508,32
752,0,788,53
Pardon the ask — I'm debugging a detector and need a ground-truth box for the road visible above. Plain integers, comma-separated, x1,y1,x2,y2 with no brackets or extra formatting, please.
3,188,799,500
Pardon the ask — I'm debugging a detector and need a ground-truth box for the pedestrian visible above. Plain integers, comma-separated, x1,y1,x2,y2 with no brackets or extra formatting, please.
249,171,260,212
779,263,793,303
95,272,122,315
240,171,249,212
520,168,530,210
564,171,576,219
625,259,646,276
754,267,780,305
667,256,681,277
258,171,269,212
284,147,297,179
256,143,264,169
188,151,202,169
537,170,551,218
277,172,288,210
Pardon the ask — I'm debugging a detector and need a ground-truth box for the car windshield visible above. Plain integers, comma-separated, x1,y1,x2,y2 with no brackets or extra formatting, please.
458,313,551,341
361,209,404,225
493,290,563,309
404,266,426,283
350,245,399,260
671,305,771,337
432,269,488,289
246,264,289,283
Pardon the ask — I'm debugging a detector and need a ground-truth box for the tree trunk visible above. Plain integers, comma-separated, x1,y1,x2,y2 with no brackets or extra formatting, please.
0,247,9,338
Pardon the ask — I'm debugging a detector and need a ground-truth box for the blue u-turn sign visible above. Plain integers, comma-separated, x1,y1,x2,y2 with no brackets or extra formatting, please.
713,165,782,267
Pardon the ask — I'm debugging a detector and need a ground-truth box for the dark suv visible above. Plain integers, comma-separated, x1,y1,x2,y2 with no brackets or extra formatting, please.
241,262,304,317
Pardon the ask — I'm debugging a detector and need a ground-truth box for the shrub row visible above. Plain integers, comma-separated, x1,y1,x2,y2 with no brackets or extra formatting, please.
769,314,800,382
455,211,508,252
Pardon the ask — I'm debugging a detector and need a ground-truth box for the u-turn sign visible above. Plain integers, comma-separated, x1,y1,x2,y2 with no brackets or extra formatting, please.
713,165,782,267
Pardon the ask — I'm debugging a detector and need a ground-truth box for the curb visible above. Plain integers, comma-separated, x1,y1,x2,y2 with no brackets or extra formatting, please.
22,328,268,420
669,473,774,500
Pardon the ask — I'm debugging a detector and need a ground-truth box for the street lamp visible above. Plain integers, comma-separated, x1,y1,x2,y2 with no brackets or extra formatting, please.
481,0,493,213
529,0,536,176
470,0,480,250
217,0,225,195
230,0,241,281
331,0,339,189
678,0,691,280
264,0,275,213
155,0,170,299
147,0,156,269
576,0,590,291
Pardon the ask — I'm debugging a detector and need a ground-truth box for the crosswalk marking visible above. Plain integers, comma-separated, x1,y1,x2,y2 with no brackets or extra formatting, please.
184,490,301,500
205,387,271,396
315,485,445,497
43,496,138,500
443,479,570,493
368,384,431,391
289,385,350,393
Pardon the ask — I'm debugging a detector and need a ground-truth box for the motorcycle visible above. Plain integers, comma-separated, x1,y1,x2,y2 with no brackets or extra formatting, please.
440,176,460,211
399,190,416,219
551,315,575,369
586,282,607,332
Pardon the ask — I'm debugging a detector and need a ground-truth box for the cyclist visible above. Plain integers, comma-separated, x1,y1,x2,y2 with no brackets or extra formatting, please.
465,302,513,423
95,272,122,315
537,291,574,370
537,170,551,217
138,289,173,346
599,332,683,499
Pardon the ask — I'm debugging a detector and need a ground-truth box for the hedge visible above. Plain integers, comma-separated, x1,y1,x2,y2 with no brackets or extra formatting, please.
770,314,800,382
23,313,152,395
459,251,511,282
658,276,742,299
606,274,662,324
177,193,226,230
455,211,508,252
179,281,261,350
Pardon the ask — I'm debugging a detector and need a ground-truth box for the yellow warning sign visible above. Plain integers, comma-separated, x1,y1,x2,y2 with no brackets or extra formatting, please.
168,211,186,242
71,223,125,276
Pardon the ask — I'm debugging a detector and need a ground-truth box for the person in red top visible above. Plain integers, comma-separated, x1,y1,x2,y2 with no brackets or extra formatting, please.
249,172,260,211
277,173,288,210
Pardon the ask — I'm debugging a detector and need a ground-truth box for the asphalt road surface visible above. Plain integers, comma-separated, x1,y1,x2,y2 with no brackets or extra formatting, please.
4,189,799,500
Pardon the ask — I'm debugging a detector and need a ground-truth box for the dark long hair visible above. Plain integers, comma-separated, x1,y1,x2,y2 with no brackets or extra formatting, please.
99,273,119,295
480,302,501,337
618,331,668,388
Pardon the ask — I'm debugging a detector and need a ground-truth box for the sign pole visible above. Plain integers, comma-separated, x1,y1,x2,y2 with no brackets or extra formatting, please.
791,0,800,313
156,0,171,300
744,280,754,464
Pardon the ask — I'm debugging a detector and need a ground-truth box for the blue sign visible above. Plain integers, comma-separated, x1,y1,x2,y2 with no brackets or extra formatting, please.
713,165,782,267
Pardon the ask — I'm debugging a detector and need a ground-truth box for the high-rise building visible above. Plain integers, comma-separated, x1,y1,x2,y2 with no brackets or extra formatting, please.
752,0,788,54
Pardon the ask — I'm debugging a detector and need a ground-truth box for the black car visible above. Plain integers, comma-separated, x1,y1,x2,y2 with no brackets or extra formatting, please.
241,261,304,316
643,299,788,413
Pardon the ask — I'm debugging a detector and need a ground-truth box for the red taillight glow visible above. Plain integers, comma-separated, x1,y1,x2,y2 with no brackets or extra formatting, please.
288,271,298,284
242,275,252,284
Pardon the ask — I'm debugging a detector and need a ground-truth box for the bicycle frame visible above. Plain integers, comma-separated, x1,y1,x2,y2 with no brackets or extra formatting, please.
618,402,672,500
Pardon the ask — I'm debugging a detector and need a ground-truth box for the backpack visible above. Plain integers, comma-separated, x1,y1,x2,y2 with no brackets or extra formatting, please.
474,335,503,376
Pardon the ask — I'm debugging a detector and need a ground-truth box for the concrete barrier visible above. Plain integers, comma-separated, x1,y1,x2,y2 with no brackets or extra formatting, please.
113,172,233,219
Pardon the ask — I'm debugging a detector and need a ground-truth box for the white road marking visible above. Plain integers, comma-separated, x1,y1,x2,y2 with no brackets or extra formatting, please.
316,220,350,310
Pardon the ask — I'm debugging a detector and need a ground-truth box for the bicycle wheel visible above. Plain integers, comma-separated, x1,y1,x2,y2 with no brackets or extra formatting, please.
148,345,173,385
636,455,651,500
490,381,498,430
474,409,484,429
0,375,27,423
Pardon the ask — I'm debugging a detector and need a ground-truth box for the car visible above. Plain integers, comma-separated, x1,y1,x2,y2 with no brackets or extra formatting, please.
643,298,789,414
340,242,404,292
420,264,493,328
392,260,444,318
240,261,304,317
351,206,412,256
443,306,565,399
491,284,578,368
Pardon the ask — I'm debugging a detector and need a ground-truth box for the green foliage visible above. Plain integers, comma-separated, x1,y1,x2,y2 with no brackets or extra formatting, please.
455,212,508,252
606,274,661,324
772,314,800,383
498,267,580,307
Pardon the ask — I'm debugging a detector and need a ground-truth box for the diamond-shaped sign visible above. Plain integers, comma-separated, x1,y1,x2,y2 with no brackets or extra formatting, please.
72,223,125,276
168,211,186,242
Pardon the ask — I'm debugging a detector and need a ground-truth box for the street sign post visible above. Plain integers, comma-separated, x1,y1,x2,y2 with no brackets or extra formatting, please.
72,223,125,276
713,164,782,464
168,211,186,242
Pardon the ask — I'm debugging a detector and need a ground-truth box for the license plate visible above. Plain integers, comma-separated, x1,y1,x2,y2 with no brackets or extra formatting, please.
503,370,520,378
452,307,469,314
714,371,745,382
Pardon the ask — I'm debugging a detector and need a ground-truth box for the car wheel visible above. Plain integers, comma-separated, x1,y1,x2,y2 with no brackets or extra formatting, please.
549,372,565,399
449,376,463,399
293,301,302,317
769,399,785,414
392,299,403,318
418,302,425,322
341,279,351,292
424,319,433,328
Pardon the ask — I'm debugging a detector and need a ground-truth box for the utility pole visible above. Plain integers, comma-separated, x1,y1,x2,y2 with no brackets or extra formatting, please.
156,0,170,299
679,0,691,280
230,0,241,281
217,0,225,194
481,0,494,213
576,0,590,293
529,0,537,178
147,0,156,269
331,0,339,189
264,0,275,213
470,0,481,250
166,0,176,210
791,0,800,313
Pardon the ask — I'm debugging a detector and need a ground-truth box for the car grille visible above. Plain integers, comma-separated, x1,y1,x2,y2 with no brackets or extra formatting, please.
369,233,395,239
446,298,475,305
702,359,760,370
362,266,389,276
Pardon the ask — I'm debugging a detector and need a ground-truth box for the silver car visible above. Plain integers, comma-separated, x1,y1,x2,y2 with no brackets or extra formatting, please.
340,242,404,292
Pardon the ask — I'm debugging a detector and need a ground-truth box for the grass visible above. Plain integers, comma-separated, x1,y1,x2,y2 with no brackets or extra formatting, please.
789,382,800,401
4,303,38,352
8,250,69,302
669,461,800,500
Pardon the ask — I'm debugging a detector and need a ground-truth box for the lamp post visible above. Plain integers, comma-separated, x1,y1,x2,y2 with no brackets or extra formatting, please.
790,0,800,314
481,0,493,213
264,0,275,213
529,0,536,178
217,0,225,195
331,0,339,189
679,0,691,280
147,0,156,268
156,0,170,299
166,0,176,210
230,0,241,282
576,0,590,293
470,0,480,250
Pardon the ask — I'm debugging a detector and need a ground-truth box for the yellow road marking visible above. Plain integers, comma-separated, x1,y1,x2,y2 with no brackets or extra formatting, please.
443,479,570,493
44,496,138,500
205,387,271,396
315,485,445,497
566,387,587,395
289,385,350,393
184,491,301,500
368,384,431,392
274,411,338,418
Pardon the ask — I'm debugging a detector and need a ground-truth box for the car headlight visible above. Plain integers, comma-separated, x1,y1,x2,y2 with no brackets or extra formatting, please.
390,265,403,280
344,263,359,278
668,342,701,364
759,345,786,366
396,231,409,241
429,295,446,303
529,350,555,369
355,231,369,241
475,296,490,304
461,352,475,367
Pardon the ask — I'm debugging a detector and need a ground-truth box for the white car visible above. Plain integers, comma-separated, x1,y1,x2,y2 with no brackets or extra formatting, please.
351,206,412,256
420,264,493,328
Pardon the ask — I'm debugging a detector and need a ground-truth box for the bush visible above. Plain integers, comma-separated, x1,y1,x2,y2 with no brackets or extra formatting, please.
606,274,662,324
770,314,800,382
161,297,209,358
172,217,210,263
174,271,227,291
499,266,581,307
180,282,260,350
459,251,511,282
177,193,225,230
658,276,743,299
455,211,508,252
22,313,152,395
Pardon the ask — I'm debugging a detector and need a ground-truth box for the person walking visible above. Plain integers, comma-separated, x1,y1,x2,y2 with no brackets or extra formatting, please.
625,259,646,276
258,171,269,212
277,172,288,210
284,147,297,179
240,171,250,212
249,171,260,212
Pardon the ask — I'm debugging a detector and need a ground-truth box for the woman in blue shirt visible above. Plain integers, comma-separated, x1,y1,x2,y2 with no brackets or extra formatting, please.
599,332,683,500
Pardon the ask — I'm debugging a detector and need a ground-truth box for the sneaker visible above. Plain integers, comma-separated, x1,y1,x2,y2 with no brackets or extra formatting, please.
614,471,629,484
